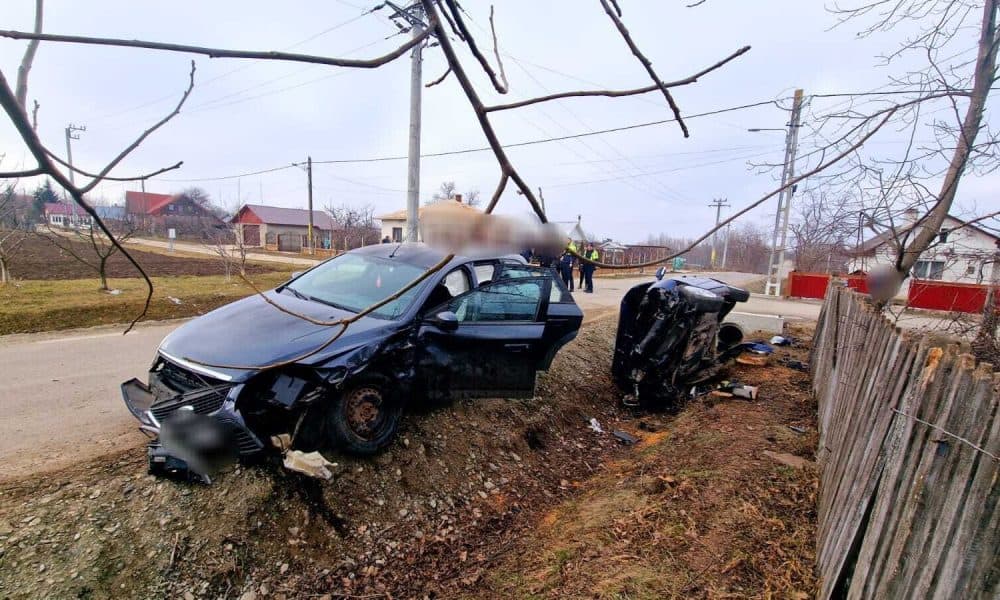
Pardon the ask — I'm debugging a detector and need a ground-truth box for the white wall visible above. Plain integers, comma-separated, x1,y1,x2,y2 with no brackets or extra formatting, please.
380,218,412,242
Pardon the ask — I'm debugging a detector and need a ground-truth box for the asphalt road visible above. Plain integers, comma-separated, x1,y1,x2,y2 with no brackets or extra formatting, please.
0,271,765,480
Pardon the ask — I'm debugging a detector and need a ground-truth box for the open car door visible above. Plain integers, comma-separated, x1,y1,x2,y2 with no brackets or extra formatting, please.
418,276,551,399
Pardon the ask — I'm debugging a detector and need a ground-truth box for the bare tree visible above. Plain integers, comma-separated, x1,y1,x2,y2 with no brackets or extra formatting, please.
789,191,855,273
0,185,28,284
326,203,378,250
204,222,247,282
40,216,138,291
790,0,1000,303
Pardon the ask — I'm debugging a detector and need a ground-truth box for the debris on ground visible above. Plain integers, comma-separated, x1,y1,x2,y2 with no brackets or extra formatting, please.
763,450,816,470
770,335,793,346
588,417,604,434
612,430,639,445
282,450,338,480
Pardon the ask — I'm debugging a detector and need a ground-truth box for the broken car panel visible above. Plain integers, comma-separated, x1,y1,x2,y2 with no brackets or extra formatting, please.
612,275,750,407
122,244,582,480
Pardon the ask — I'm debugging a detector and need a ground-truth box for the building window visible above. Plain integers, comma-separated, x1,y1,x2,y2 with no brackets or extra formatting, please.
392,227,403,242
913,260,945,280
966,264,977,276
938,228,950,243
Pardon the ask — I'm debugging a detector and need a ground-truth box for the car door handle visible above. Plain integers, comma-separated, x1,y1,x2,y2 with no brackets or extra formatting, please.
504,343,531,352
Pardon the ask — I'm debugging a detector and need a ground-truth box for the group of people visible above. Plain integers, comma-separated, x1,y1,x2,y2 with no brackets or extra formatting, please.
543,239,598,294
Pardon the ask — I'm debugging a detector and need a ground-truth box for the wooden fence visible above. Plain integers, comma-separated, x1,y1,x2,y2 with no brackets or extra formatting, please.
811,285,999,599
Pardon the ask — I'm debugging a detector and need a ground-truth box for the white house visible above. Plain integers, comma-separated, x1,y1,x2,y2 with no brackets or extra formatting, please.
848,211,1000,297
377,195,480,242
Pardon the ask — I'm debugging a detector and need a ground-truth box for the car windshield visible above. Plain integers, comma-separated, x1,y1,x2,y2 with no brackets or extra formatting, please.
284,252,428,319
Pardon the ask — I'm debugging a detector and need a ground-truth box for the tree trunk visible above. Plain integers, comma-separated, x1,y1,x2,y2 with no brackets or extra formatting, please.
99,256,108,290
894,0,1000,286
15,0,44,109
0,256,8,284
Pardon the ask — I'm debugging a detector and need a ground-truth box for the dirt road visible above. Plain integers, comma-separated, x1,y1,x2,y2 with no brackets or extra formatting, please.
0,272,762,481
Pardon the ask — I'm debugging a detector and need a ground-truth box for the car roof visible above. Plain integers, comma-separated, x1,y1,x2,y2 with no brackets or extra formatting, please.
351,243,525,269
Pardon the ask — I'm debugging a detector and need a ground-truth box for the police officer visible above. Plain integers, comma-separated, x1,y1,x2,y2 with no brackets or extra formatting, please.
580,242,599,293
559,248,575,291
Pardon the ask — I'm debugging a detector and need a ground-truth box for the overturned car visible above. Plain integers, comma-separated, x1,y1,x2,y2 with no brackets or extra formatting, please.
122,244,582,480
612,274,750,407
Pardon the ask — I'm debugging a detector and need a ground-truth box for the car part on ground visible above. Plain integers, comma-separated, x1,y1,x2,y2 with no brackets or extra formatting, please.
612,275,750,408
121,243,583,482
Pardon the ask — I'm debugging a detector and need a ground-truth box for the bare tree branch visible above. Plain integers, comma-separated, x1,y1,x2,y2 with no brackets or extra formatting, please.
14,0,42,108
484,45,750,113
425,66,451,88
598,0,691,137
79,61,195,194
488,6,510,92
0,167,44,178
44,150,183,182
441,0,509,93
0,28,432,70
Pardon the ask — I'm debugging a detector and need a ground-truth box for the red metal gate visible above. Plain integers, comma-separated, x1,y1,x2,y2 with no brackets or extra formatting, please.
907,279,990,313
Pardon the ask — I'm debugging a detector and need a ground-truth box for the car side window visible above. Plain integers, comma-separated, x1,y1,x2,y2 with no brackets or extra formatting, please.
499,264,570,304
473,262,497,287
448,279,544,322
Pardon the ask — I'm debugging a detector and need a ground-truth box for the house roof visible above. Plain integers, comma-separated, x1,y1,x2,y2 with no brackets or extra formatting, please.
854,213,1000,254
376,201,481,221
234,204,338,230
43,202,84,215
125,191,172,214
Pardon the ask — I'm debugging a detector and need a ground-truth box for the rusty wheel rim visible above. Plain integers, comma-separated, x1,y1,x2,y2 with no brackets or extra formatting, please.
345,386,383,439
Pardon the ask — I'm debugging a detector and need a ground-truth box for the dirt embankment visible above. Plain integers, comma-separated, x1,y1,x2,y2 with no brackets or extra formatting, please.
9,233,278,280
0,320,818,599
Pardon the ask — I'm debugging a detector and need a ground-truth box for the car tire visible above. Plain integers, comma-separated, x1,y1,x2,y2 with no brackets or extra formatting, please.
327,374,402,455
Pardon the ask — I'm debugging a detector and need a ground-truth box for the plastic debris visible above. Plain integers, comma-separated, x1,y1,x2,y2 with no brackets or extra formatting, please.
729,384,759,400
612,430,639,445
108,289,122,296
788,425,808,435
283,450,338,480
770,335,793,346
167,296,183,305
780,357,809,372
745,342,774,355
588,418,604,434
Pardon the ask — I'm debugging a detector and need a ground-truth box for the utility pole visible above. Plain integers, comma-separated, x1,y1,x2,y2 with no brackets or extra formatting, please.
762,88,804,297
708,198,730,269
307,156,314,255
64,123,85,186
387,1,428,243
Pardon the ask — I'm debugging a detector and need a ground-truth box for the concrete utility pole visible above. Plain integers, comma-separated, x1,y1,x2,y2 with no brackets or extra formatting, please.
760,88,804,297
64,123,85,186
385,1,427,243
708,198,730,268
307,156,314,255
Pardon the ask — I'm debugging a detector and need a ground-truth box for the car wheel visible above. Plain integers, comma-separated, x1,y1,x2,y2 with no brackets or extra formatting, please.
328,375,402,455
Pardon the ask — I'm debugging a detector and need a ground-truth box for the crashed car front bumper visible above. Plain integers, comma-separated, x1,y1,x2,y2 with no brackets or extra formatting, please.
121,376,264,457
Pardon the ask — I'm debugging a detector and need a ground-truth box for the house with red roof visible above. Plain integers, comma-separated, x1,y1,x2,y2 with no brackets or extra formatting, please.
43,202,92,229
125,190,220,236
229,204,340,251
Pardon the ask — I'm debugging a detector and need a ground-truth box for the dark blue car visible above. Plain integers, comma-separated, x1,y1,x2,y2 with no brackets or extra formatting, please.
122,244,582,474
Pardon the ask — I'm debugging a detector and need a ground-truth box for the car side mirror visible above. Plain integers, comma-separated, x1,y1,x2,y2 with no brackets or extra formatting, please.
655,266,666,280
434,310,459,331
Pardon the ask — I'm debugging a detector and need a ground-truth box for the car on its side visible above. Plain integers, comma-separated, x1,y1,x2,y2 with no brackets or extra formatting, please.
122,243,582,478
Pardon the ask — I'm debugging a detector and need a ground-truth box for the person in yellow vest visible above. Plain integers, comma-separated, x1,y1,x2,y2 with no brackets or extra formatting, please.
580,242,599,293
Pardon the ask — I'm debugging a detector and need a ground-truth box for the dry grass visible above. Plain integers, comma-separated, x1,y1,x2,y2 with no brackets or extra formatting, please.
0,271,293,335
473,337,819,600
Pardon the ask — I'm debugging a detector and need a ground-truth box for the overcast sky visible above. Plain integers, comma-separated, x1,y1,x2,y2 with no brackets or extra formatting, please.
2,1,996,242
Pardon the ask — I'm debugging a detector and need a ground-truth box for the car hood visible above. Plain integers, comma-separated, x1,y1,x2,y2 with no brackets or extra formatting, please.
158,290,399,380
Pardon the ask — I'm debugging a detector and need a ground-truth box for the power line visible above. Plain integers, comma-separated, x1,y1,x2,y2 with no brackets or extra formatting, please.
158,98,781,182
